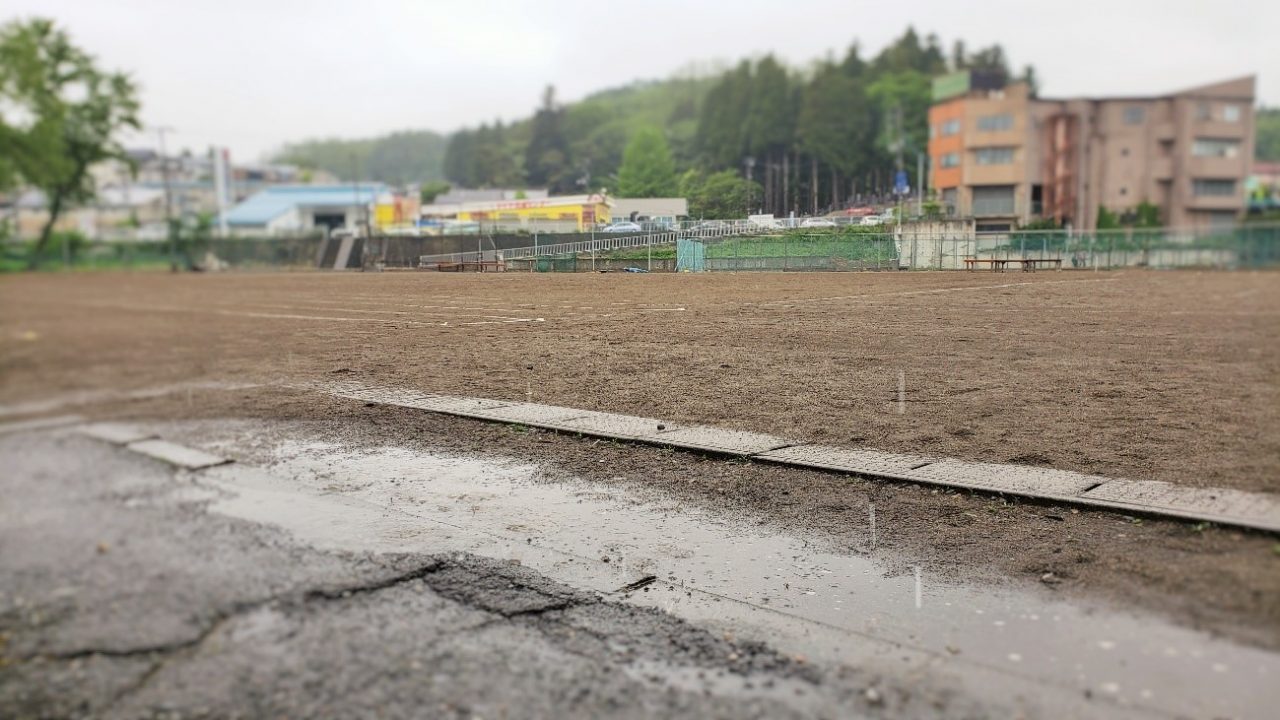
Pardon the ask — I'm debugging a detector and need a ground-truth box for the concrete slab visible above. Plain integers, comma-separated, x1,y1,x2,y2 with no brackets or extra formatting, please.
326,384,439,408
902,460,1105,498
127,439,231,470
79,423,158,445
465,403,593,429
300,382,1280,533
556,412,680,441
413,396,520,417
1080,480,1280,532
652,425,793,455
0,414,85,436
755,444,934,477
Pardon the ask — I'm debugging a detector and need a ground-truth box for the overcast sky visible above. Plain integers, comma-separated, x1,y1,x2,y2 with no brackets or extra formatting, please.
6,0,1275,162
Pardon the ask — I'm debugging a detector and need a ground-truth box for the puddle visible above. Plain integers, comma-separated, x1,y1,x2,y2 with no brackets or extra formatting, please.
177,425,1276,719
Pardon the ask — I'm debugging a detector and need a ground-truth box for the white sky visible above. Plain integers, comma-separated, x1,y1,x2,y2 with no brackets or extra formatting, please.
6,0,1275,162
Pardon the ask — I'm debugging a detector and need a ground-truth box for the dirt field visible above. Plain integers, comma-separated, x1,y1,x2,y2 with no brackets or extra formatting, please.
3,269,1278,492
3,268,1280,652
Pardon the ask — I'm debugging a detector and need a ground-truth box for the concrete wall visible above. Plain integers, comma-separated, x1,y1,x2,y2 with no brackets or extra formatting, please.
894,219,977,269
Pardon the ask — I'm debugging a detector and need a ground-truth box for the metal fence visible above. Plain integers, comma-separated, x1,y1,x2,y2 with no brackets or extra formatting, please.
8,222,1277,274
415,220,766,268
677,224,1280,273
1,235,329,272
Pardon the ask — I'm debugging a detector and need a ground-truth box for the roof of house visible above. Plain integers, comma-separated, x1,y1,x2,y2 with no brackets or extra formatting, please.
223,184,386,226
434,188,549,204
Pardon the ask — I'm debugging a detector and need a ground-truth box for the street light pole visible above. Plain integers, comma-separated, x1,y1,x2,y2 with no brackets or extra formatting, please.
154,126,176,270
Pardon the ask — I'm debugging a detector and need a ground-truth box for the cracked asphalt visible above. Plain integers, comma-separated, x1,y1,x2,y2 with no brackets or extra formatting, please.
1,431,981,719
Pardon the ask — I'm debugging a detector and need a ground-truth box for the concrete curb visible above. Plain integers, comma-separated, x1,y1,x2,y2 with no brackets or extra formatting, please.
308,381,1280,534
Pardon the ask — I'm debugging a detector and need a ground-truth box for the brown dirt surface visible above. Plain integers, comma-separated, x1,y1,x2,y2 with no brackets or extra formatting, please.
3,269,1279,650
3,269,1278,491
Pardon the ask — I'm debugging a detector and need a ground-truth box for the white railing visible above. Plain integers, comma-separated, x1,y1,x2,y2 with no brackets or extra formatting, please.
418,220,771,266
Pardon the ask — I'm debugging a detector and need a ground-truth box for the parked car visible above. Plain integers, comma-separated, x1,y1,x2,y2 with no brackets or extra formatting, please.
602,221,643,233
800,218,837,228
859,215,885,226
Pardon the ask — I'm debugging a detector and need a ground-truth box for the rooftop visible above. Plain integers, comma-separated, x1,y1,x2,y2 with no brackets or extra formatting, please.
224,184,386,226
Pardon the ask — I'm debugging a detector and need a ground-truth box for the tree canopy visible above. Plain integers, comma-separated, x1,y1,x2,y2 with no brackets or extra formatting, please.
430,27,1037,215
616,127,677,198
275,130,449,184
0,18,141,252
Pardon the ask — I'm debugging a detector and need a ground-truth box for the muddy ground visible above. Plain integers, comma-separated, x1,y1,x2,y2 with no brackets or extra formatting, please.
2,270,1278,654
46,385,1279,658
3,270,1277,492
8,431,964,720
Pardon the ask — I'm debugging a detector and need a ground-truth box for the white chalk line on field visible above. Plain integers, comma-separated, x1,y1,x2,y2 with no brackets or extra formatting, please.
74,301,544,327
761,277,1121,307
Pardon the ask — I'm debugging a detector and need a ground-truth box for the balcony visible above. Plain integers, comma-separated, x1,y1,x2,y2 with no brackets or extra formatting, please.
1191,120,1247,139
1187,156,1246,178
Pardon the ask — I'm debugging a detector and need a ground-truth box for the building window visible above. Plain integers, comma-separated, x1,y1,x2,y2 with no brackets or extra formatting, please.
976,113,1014,132
940,152,961,168
1192,138,1241,158
1120,187,1128,196
973,147,1015,165
1124,106,1146,125
1196,103,1212,121
1192,179,1236,197
941,119,961,136
1121,148,1130,157
972,185,1016,216
1223,105,1241,122
941,188,957,213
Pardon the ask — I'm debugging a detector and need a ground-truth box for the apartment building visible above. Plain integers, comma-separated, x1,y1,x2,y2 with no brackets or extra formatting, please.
928,71,1256,230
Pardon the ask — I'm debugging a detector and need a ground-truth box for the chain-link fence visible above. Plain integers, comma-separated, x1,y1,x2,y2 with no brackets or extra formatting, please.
2,234,328,272
671,223,1280,272
7,222,1278,273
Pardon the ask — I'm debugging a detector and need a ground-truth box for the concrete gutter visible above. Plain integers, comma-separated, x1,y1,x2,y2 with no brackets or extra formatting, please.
307,380,1280,535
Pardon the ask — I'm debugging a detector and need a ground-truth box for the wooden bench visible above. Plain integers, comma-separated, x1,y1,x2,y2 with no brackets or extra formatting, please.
965,257,1063,272
419,260,506,273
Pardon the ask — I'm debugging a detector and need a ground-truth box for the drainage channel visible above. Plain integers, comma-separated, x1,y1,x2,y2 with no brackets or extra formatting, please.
305,380,1280,534
80,418,1280,720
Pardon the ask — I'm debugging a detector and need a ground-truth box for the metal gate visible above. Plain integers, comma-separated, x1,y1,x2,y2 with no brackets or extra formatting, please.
676,238,705,272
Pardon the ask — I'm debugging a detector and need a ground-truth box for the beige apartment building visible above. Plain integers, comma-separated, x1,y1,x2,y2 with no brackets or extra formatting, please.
928,72,1256,230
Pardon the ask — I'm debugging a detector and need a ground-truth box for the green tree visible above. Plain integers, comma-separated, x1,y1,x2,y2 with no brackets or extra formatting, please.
866,70,931,165
695,60,753,168
0,18,141,255
1096,206,1121,230
419,180,451,204
1256,107,1280,161
275,130,448,183
470,121,520,187
797,62,874,204
679,169,760,219
616,127,677,198
525,85,573,192
442,128,476,186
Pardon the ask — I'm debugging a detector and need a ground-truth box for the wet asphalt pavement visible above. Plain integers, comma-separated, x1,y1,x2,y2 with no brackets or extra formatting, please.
0,430,958,719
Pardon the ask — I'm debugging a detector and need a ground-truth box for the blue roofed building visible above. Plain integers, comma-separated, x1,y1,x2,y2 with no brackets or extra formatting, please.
222,184,387,235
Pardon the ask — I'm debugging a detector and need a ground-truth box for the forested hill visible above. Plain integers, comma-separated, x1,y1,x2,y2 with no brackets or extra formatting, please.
266,76,714,186
442,28,1040,216
271,130,449,184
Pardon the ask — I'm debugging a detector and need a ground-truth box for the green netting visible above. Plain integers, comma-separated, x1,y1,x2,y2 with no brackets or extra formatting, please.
534,254,577,272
